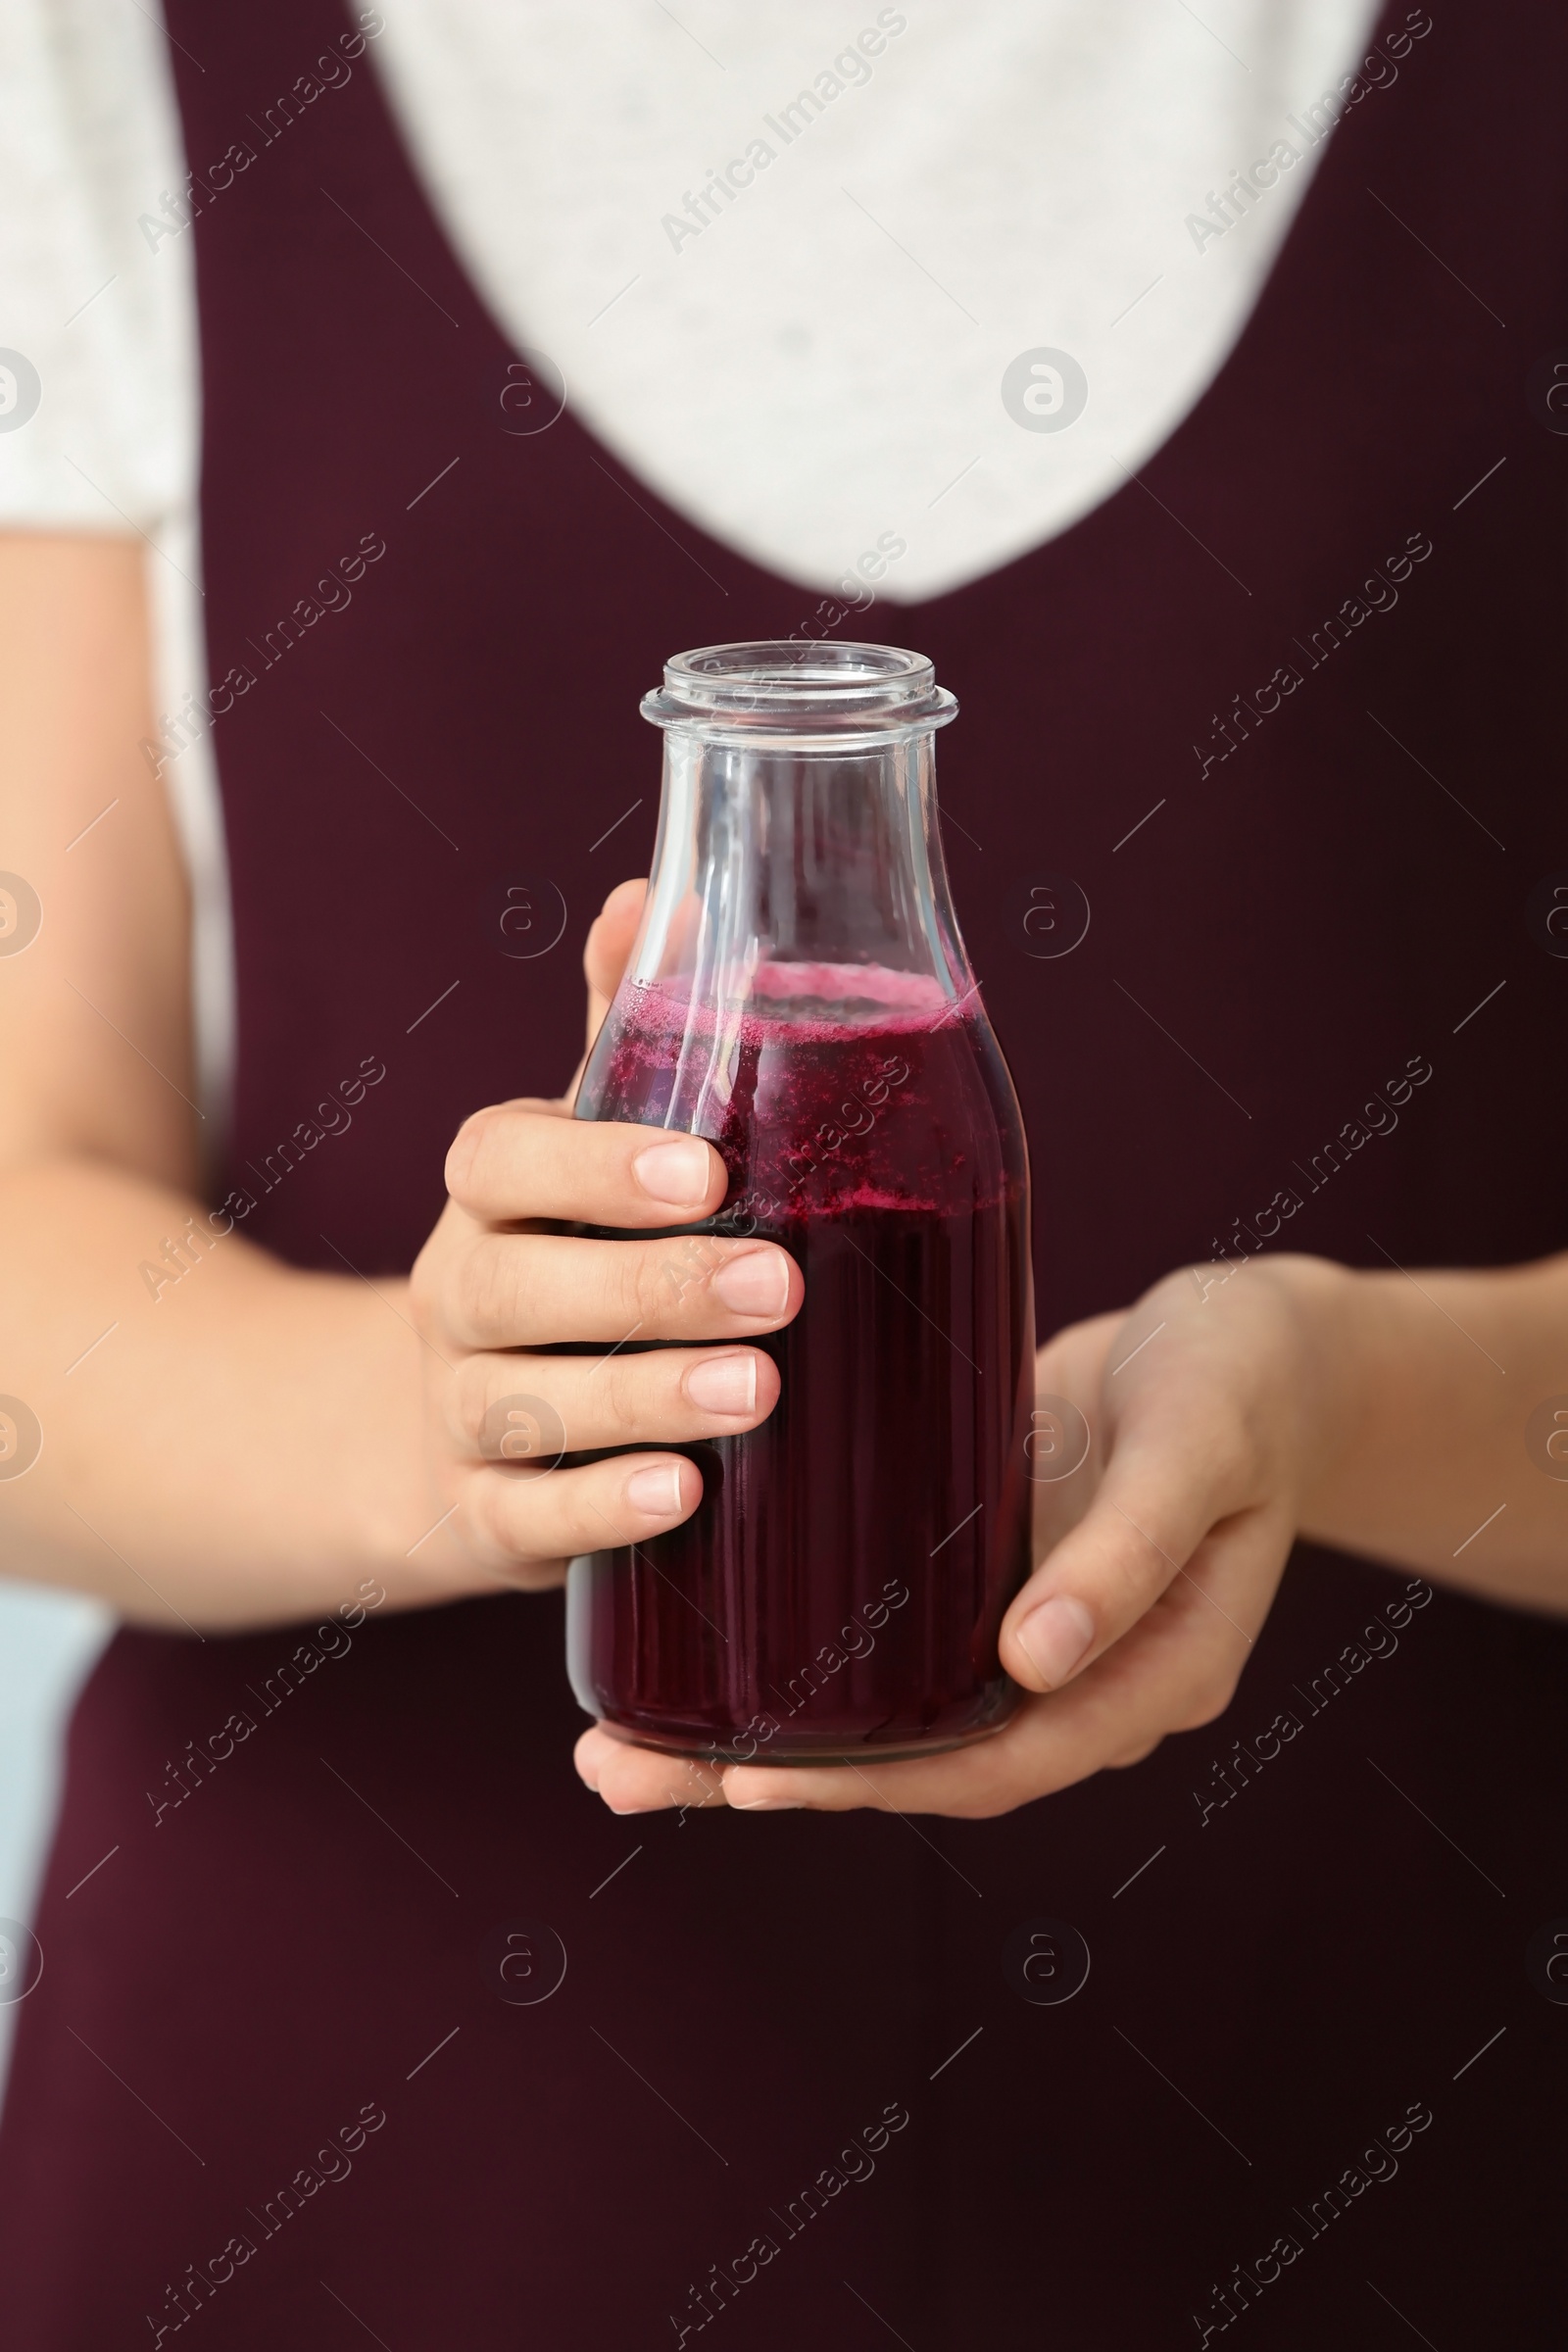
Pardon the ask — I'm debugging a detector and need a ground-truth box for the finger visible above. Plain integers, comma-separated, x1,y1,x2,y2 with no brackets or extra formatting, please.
718,1512,1281,1818
583,878,646,1054
447,1101,729,1230
999,1423,1261,1697
455,1446,704,1580
1025,1312,1123,1557
438,1228,800,1349
716,1677,1134,1818
444,1344,779,1457
574,1726,728,1817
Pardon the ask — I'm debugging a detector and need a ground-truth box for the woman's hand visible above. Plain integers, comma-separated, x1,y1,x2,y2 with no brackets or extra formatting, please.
408,881,802,1592
575,1251,1351,1816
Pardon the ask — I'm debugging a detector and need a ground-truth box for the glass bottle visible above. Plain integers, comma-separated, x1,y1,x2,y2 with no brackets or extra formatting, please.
567,641,1034,1763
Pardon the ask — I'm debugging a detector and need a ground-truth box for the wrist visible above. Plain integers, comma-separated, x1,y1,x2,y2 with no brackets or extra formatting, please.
1251,1252,1369,1535
306,1272,450,1596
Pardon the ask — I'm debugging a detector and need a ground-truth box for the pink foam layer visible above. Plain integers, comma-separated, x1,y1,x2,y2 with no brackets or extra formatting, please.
618,961,959,1049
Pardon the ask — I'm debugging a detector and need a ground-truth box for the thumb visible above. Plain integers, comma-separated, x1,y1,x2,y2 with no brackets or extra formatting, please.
582,877,647,1055
1000,1441,1243,1695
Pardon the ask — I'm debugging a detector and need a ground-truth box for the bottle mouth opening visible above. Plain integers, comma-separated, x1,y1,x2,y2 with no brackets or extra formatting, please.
643,640,956,737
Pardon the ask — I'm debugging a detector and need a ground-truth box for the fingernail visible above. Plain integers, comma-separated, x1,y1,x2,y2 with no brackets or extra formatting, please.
624,1462,686,1517
735,1798,805,1811
1013,1594,1096,1689
633,1138,713,1207
683,1352,758,1416
711,1248,791,1317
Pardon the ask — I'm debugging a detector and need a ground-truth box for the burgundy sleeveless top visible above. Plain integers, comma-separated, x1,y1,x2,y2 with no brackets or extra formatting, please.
2,5,1563,2343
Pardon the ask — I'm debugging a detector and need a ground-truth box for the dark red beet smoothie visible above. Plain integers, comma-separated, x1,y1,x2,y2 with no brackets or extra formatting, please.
568,962,1033,1761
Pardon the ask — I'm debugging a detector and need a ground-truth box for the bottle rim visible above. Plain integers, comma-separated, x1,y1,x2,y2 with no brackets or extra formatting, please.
643,639,957,737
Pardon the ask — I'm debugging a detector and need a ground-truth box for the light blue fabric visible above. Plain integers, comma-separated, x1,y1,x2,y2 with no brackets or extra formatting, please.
0,1583,111,2103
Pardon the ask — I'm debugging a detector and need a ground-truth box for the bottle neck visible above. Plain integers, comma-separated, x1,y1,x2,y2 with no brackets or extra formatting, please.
629,727,973,1012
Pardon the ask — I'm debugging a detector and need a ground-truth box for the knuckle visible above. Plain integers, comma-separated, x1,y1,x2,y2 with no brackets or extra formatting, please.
444,1105,501,1202
503,1555,569,1593
954,1764,1049,1818
408,1238,440,1334
943,1752,1034,1820
954,1789,1019,1821
456,1234,519,1344
461,1464,516,1560
1107,1735,1164,1769
1205,1425,1254,1498
598,1356,649,1446
451,1356,495,1453
467,1460,551,1562
1174,1667,1241,1731
627,1241,683,1327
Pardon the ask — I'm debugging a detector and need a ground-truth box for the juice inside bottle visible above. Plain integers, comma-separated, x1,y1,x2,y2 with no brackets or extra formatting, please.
566,643,1034,1762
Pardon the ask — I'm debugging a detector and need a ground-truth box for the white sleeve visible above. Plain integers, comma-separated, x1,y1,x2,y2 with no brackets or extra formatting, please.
0,0,195,531
0,0,232,1144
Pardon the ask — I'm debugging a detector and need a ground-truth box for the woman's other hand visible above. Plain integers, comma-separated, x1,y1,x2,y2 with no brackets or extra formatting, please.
576,1253,1347,1815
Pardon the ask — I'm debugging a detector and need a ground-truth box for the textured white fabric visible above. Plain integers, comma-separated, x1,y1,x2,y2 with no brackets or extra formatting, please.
370,0,1378,600
0,0,192,529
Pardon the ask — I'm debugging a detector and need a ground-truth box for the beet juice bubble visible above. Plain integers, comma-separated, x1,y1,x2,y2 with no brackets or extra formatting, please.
567,642,1034,1763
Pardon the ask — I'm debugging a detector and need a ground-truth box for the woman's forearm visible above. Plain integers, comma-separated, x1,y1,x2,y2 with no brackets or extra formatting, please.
0,539,471,1631
0,1154,461,1629
1292,1251,1568,1607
